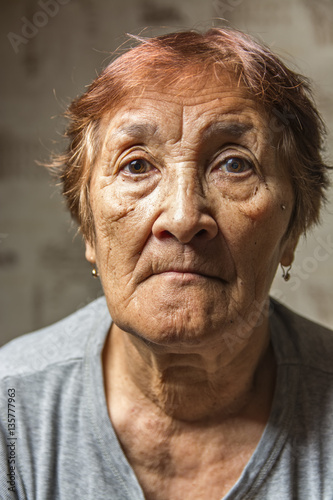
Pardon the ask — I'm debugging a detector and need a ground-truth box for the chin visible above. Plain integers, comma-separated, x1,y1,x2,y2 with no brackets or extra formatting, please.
107,283,236,347
115,304,227,349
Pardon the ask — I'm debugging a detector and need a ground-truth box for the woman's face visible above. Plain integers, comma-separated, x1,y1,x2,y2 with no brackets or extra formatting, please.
85,77,297,348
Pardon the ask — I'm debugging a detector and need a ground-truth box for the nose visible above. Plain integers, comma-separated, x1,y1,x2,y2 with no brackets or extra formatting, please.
152,170,218,244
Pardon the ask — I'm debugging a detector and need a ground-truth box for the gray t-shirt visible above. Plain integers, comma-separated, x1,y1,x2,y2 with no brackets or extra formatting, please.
1,297,333,500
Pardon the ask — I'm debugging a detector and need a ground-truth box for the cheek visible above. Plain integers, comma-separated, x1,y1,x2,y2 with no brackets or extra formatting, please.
91,187,154,274
221,186,292,267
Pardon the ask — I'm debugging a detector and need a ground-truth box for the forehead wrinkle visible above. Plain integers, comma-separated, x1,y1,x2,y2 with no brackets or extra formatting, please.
102,97,260,157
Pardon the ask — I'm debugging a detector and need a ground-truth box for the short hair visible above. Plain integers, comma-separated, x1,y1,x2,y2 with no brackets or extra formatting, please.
52,28,331,243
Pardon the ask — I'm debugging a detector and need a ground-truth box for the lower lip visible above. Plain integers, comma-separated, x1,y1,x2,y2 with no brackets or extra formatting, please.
158,271,211,282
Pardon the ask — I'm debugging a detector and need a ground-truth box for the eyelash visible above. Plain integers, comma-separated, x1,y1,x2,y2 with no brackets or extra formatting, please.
122,158,154,175
215,155,254,175
119,149,257,178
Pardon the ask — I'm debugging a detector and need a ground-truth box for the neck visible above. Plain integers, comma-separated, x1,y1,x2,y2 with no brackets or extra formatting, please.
103,317,276,423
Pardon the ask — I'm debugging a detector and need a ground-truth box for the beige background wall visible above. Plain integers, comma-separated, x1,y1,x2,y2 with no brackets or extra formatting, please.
1,0,332,346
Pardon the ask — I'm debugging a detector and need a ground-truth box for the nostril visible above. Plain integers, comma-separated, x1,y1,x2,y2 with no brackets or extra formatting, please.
158,230,174,240
197,229,207,238
152,206,218,244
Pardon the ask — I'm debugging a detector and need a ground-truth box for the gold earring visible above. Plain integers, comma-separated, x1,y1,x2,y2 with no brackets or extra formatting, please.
91,268,99,278
281,264,291,282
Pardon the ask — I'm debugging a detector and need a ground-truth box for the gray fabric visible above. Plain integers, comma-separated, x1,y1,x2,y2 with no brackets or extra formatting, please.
1,297,333,500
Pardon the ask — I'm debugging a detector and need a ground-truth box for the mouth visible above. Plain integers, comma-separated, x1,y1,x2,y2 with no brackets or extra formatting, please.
160,272,211,283
154,268,225,283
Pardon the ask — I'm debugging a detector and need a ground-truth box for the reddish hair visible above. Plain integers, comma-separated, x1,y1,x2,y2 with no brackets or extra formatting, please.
52,28,330,242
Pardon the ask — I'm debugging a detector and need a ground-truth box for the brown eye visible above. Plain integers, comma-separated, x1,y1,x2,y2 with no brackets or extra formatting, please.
123,159,152,174
220,157,253,174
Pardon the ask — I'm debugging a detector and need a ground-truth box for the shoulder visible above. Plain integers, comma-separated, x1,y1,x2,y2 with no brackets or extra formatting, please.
271,298,333,373
0,296,110,379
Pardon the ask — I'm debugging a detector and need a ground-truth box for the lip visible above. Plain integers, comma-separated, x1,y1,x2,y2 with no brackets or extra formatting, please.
154,269,224,282
167,271,209,281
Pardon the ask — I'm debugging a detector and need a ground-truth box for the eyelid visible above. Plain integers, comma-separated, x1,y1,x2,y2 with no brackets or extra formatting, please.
122,158,154,174
117,147,156,171
211,145,261,176
218,155,253,172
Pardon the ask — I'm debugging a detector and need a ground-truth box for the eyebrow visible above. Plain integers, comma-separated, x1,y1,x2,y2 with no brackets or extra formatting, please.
201,121,253,141
114,122,159,140
108,120,252,145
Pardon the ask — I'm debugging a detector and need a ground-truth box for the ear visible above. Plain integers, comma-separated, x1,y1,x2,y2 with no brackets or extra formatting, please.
85,240,96,265
280,233,299,267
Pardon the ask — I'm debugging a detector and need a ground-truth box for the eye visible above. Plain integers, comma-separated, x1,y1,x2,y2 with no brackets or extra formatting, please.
122,159,153,175
219,157,253,174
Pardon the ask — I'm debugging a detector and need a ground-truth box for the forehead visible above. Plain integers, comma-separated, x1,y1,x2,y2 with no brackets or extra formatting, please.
100,73,269,148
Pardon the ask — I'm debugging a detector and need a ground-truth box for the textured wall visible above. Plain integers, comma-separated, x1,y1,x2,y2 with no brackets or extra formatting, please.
1,0,332,346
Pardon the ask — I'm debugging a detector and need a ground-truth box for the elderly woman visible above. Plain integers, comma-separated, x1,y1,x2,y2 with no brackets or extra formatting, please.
0,28,332,500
